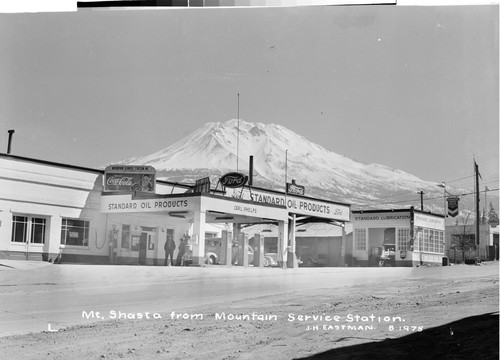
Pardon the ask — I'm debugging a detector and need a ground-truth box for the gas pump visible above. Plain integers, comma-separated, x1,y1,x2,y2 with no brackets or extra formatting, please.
379,245,396,267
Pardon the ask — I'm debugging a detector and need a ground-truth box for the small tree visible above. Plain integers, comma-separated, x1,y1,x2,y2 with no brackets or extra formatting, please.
451,211,476,263
488,202,499,226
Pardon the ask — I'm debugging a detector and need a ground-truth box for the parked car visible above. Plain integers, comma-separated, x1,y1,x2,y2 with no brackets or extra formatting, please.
204,239,222,265
190,239,254,266
298,255,321,267
264,253,278,267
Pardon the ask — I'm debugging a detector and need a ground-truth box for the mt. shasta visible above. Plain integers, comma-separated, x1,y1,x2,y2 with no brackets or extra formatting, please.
118,119,477,215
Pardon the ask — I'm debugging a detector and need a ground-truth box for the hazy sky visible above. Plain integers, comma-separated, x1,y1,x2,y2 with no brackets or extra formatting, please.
0,4,498,192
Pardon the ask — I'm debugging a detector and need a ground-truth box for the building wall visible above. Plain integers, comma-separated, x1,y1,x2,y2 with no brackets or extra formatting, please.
0,155,194,264
445,223,499,262
1,155,351,267
104,212,191,265
351,210,445,267
0,157,102,261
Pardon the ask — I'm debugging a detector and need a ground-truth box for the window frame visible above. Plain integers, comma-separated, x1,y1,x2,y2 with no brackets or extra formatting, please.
60,218,90,247
397,228,410,251
354,228,367,251
11,215,47,245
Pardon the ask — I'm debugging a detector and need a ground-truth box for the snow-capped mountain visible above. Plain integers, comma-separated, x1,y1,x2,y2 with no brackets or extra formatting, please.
119,119,488,218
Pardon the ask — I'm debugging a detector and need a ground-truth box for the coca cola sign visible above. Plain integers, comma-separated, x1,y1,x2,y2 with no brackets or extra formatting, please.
106,176,134,187
104,165,156,193
220,172,248,188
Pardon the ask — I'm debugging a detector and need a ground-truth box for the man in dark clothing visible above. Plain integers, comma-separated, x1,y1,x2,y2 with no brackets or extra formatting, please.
164,235,176,266
176,236,186,266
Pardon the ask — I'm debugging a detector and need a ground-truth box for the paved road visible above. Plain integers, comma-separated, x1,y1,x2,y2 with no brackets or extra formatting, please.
0,260,498,337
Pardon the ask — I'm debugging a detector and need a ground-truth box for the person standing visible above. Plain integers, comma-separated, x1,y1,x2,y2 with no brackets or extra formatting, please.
176,236,186,266
164,235,176,266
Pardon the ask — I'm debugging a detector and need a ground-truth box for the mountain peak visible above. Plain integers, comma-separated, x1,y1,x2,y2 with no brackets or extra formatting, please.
115,119,468,210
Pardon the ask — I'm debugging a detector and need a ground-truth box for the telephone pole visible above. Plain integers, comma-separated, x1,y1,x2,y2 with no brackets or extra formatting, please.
474,160,481,259
236,93,240,172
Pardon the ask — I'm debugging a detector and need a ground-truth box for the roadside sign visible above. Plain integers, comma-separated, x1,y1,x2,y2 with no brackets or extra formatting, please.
447,196,460,217
220,172,248,188
104,165,156,193
286,179,305,196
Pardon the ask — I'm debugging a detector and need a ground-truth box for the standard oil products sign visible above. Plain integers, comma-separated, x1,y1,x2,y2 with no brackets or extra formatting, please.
101,194,196,214
104,165,156,193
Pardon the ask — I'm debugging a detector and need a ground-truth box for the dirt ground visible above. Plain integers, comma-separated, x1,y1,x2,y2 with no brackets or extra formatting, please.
0,263,498,360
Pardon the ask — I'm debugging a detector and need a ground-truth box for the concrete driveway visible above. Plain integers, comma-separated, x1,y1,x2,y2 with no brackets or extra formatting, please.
1,260,496,337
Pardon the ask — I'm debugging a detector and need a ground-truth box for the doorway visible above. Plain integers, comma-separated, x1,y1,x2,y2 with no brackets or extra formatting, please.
139,226,157,265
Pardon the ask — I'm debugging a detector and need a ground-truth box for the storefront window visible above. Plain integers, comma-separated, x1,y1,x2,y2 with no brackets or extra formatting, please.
61,218,89,246
354,229,367,251
12,216,28,243
397,228,410,251
430,230,435,252
414,228,444,254
11,215,46,244
436,230,444,253
31,218,46,244
423,229,430,252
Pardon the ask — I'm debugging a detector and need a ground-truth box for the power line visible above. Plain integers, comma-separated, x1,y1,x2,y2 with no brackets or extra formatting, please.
368,190,419,202
350,188,499,208
444,174,475,184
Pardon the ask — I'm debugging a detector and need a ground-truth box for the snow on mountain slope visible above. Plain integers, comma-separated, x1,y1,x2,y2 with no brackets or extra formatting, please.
118,119,478,213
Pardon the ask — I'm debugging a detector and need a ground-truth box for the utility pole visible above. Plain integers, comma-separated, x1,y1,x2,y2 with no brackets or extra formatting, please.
417,191,425,211
474,160,481,260
236,93,240,172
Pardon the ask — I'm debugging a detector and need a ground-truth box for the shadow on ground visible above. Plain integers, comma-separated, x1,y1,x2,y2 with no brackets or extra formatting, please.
295,312,499,360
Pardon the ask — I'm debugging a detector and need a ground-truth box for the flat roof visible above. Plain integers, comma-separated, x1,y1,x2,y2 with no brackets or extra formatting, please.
1,153,193,190
352,208,444,218
1,153,350,208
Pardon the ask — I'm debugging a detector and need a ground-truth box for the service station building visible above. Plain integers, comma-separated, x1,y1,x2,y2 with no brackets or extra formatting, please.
0,154,352,269
351,209,445,267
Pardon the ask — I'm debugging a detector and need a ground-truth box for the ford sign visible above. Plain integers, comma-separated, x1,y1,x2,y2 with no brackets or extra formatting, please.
220,172,248,188
286,180,305,196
